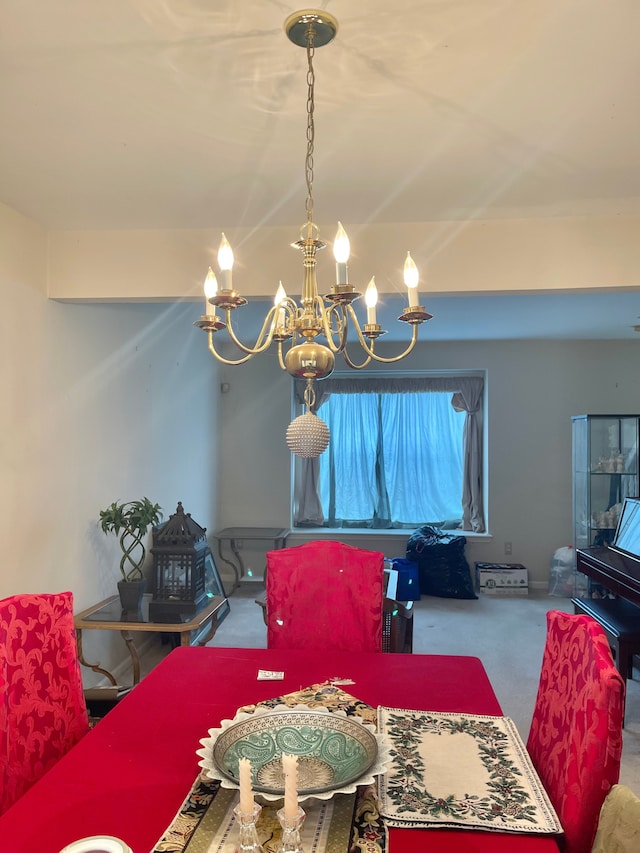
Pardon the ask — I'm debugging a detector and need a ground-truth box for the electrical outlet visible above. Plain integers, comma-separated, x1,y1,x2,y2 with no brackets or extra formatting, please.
504,541,513,556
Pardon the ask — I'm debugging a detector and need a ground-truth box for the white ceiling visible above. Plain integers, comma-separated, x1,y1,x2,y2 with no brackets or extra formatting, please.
2,0,640,340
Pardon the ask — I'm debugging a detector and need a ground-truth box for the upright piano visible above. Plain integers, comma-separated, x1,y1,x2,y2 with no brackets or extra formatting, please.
575,496,640,684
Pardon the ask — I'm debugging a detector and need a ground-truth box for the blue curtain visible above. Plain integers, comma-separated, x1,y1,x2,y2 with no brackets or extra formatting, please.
318,391,465,527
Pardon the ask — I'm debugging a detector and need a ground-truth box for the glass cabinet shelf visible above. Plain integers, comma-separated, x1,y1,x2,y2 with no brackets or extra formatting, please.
572,413,640,595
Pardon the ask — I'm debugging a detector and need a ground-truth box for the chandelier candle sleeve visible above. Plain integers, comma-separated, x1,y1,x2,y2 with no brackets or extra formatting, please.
404,251,420,307
283,753,298,818
333,221,350,285
239,757,254,814
218,233,234,290
275,281,287,328
365,277,378,324
204,268,218,316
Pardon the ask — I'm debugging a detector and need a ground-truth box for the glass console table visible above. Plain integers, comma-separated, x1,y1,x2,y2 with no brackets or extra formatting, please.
74,592,228,688
213,526,289,592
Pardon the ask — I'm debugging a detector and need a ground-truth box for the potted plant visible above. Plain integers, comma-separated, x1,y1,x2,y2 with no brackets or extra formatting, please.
99,497,163,611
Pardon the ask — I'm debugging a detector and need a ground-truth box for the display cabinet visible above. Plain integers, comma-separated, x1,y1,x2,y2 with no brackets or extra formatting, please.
572,414,640,593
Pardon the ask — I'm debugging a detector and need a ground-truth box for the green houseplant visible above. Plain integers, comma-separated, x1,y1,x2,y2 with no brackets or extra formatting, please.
99,497,162,610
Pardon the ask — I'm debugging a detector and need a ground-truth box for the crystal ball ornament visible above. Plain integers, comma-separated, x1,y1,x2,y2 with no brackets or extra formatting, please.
286,411,330,458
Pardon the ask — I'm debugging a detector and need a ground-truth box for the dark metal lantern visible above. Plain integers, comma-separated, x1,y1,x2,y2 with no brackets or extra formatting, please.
149,501,209,620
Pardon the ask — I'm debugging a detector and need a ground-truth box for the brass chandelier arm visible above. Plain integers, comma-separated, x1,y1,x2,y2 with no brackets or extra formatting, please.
344,304,421,363
280,297,299,330
340,343,373,370
206,331,256,366
277,340,287,371
224,305,281,355
319,301,349,353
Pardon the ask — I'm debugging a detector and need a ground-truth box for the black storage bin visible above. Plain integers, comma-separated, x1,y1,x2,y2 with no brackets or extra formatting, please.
406,525,477,600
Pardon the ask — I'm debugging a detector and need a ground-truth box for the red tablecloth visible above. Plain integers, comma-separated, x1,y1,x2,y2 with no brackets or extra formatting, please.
0,647,560,853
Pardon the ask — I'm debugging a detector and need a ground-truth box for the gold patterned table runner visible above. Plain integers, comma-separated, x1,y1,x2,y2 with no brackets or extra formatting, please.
150,773,363,853
150,682,386,853
377,707,562,835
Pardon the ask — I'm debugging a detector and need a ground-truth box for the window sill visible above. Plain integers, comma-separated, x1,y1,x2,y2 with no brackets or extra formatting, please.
289,527,492,540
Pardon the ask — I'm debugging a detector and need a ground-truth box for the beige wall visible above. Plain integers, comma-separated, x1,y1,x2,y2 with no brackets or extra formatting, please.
47,215,640,302
0,202,221,680
217,337,640,589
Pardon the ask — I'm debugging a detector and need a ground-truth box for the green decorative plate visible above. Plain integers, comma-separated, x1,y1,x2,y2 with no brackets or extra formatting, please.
211,709,378,795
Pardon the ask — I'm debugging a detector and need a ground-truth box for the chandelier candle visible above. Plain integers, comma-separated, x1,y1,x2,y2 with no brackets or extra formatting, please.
204,268,218,316
333,221,350,284
365,278,378,325
275,282,287,329
218,234,234,291
404,252,420,307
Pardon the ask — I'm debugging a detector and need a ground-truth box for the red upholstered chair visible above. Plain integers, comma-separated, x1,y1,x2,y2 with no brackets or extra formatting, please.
526,610,625,853
263,540,385,653
0,591,90,815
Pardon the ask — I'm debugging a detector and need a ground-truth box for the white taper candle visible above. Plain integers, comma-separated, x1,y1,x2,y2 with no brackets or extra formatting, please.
282,753,298,818
239,757,253,814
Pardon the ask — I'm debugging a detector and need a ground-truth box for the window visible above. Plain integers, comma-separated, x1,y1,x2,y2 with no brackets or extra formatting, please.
292,374,485,532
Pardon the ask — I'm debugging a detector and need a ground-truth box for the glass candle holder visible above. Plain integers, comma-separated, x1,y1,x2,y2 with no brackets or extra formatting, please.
233,802,266,853
276,805,306,853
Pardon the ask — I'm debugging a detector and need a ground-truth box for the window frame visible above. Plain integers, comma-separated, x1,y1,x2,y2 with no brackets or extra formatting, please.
290,371,486,533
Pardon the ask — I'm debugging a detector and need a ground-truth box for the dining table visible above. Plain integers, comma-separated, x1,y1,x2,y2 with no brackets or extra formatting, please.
0,646,561,853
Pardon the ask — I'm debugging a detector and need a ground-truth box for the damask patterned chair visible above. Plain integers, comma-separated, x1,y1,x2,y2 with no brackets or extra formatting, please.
262,540,385,653
526,610,625,853
0,591,90,815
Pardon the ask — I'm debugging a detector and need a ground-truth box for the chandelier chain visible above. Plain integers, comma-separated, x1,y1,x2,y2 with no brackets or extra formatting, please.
303,379,316,411
305,26,316,228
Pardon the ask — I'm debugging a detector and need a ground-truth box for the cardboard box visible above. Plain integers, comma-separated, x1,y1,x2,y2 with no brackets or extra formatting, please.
475,562,529,596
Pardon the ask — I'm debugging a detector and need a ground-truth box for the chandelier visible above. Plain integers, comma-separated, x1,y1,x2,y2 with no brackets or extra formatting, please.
195,10,432,457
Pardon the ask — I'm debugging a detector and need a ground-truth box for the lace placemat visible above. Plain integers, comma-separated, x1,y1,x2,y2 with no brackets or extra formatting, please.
377,707,562,835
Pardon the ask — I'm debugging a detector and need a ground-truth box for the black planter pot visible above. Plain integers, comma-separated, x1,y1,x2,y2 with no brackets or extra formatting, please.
117,578,145,613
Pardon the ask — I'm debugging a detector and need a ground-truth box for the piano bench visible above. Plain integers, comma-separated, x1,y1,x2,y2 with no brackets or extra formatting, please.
571,597,640,683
